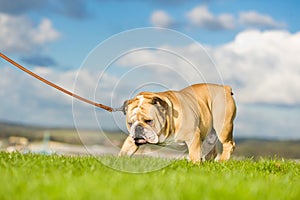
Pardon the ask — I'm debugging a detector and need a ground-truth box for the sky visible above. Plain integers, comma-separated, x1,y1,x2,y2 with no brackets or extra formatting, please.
0,0,300,139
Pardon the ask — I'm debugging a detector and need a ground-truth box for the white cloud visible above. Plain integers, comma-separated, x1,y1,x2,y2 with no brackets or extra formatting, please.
32,19,61,44
0,13,60,53
239,11,286,29
1,29,300,138
150,10,173,28
150,6,286,31
116,44,219,87
117,29,300,106
186,5,235,30
213,29,300,106
0,66,115,127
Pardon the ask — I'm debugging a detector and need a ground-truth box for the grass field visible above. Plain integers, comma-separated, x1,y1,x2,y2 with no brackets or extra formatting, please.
0,152,299,200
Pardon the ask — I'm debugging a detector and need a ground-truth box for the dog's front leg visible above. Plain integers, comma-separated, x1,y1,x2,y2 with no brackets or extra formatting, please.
119,136,139,156
185,130,202,163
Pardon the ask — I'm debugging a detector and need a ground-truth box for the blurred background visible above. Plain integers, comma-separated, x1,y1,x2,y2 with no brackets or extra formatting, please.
0,0,299,158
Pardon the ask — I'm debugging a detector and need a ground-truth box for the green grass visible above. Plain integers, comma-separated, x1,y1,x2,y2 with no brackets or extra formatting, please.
0,152,299,200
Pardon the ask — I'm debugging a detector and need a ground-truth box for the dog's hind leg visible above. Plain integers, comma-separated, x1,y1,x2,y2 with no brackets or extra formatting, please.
216,123,235,161
214,101,235,161
201,128,218,161
212,89,236,161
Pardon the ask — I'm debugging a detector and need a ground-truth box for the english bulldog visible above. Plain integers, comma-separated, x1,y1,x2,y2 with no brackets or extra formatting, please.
119,83,236,163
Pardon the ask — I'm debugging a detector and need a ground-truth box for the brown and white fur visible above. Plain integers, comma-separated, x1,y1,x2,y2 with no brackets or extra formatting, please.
119,84,236,163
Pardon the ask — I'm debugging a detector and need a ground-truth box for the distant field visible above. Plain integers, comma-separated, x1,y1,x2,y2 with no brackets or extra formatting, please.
1,121,300,159
0,152,299,200
234,138,300,159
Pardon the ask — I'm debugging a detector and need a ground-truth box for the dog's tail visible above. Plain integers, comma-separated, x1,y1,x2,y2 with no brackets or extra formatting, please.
224,85,234,96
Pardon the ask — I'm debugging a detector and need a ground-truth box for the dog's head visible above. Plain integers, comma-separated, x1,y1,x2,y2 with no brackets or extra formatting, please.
122,92,174,146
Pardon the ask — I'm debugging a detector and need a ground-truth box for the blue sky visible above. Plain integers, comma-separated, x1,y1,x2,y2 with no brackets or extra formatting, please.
1,0,300,139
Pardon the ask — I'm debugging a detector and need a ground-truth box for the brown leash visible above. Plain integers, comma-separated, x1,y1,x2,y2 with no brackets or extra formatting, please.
0,52,121,113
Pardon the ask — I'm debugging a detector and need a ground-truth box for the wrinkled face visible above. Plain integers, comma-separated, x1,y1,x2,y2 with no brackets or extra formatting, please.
124,93,168,146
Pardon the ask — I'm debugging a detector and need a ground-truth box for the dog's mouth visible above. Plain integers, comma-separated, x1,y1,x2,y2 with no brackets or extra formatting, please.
134,138,147,145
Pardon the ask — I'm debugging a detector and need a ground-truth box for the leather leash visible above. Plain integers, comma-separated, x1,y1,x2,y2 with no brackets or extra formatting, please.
0,52,121,113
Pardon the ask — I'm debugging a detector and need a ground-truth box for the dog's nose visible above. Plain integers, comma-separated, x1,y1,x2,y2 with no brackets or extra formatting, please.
134,125,144,136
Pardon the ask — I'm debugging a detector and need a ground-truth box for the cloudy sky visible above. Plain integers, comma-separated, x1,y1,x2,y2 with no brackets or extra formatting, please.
0,0,300,139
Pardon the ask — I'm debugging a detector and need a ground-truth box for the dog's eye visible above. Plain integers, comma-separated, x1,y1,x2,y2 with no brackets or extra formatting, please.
128,122,133,127
144,119,153,125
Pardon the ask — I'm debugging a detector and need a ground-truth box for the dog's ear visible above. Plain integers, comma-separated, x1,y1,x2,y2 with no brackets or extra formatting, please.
151,96,177,136
122,100,132,115
151,96,178,117
151,97,168,111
